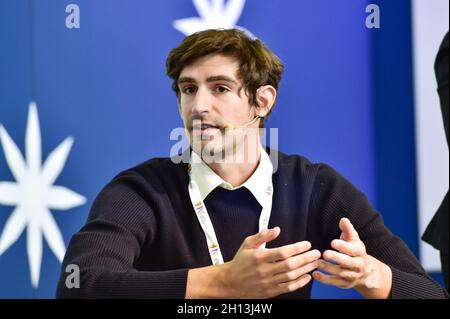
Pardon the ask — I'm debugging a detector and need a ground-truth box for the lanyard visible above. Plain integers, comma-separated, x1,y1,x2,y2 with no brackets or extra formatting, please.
187,163,274,265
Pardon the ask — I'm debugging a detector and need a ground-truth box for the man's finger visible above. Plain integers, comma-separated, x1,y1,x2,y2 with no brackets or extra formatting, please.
339,218,360,241
270,249,321,275
317,259,343,275
312,271,355,289
241,227,281,249
270,274,312,296
317,260,362,281
261,241,313,263
322,250,365,272
331,239,365,257
269,249,320,273
270,260,319,284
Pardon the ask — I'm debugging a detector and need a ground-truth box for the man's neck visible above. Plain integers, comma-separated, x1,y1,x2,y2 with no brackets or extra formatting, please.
207,143,261,188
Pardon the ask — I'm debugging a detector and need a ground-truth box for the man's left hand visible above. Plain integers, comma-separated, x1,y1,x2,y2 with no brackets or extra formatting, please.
312,217,392,298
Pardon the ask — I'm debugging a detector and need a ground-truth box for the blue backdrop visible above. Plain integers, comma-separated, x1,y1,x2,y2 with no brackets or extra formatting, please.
0,0,440,298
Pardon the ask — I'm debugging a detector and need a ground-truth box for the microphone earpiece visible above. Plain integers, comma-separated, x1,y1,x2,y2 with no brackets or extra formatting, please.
222,123,235,129
222,115,261,130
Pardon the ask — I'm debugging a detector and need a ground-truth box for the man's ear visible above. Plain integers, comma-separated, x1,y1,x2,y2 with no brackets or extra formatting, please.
255,85,277,118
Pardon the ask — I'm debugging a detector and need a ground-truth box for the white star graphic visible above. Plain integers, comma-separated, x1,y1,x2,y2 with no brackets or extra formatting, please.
0,101,86,288
173,0,254,37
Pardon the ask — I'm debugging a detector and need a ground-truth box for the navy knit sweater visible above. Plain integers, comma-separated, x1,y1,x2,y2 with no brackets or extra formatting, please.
56,149,448,299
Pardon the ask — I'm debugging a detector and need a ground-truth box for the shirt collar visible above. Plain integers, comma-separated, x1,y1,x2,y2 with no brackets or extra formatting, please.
190,144,273,208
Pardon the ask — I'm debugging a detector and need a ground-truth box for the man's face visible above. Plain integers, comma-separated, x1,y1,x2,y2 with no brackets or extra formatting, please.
177,54,258,158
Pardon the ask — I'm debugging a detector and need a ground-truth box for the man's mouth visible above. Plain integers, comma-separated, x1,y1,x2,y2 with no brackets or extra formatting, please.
192,123,219,130
191,123,221,140
201,124,219,130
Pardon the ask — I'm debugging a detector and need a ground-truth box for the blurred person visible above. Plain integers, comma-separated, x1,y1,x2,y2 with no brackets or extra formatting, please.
422,31,449,292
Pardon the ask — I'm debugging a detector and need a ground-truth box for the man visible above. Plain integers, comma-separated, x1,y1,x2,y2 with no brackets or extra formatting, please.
57,29,447,299
422,31,449,292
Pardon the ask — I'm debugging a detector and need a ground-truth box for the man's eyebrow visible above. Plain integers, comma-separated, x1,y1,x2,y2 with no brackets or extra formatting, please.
177,77,196,85
177,75,238,86
205,76,238,85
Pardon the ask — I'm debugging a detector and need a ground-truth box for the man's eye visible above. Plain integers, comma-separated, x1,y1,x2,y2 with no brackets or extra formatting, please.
182,87,196,94
214,86,230,93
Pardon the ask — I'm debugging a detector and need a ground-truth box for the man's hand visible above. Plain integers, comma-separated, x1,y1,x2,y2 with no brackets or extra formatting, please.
312,218,392,299
186,227,321,298
221,227,321,298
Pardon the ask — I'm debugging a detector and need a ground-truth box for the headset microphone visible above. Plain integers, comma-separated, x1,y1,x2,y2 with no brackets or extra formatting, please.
221,116,261,130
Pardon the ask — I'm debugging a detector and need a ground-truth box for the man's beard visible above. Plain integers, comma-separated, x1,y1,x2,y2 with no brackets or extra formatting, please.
189,126,258,165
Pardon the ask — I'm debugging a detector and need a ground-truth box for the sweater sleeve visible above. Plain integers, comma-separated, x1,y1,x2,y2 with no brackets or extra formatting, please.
56,172,189,298
308,164,448,299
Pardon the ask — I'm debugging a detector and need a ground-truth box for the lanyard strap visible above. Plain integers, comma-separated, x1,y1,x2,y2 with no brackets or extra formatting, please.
187,164,274,265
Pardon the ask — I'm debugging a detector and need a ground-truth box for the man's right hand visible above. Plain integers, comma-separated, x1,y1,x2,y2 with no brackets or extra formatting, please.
186,227,320,298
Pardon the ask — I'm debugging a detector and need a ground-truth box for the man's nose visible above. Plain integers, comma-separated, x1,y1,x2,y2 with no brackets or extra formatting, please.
191,87,212,114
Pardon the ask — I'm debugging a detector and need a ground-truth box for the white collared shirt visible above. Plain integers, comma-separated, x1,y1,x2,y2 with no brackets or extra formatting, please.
190,144,274,208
